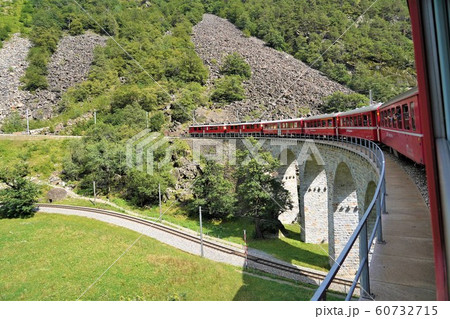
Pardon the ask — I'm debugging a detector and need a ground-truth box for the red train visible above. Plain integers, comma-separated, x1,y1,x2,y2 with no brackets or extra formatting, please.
189,87,424,164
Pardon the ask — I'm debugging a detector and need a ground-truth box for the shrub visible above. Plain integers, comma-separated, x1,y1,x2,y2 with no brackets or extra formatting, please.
69,19,84,36
211,75,245,103
21,65,48,91
172,83,207,123
1,112,25,133
220,52,252,79
0,165,40,219
149,111,166,131
322,92,369,113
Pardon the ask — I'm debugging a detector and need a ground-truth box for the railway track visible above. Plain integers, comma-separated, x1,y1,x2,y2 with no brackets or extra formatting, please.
37,203,355,290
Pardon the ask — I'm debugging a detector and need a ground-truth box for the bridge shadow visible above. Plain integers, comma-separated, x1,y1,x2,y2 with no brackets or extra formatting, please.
232,225,330,301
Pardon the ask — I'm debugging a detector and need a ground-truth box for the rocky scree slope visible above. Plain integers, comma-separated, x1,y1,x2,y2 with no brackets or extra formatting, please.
192,14,353,123
0,32,106,124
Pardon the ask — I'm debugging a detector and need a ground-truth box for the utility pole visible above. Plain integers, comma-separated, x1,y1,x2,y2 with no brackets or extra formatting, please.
369,90,373,106
158,183,162,221
94,111,97,125
244,229,248,268
199,206,204,257
93,181,96,205
26,109,30,135
146,111,149,129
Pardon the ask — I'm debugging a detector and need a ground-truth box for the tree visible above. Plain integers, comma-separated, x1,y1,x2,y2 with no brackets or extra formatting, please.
220,52,252,79
211,75,245,103
321,92,369,113
1,112,25,133
69,18,84,36
172,83,207,123
124,169,172,207
235,138,292,238
149,111,166,131
264,28,286,51
191,160,236,219
0,164,40,219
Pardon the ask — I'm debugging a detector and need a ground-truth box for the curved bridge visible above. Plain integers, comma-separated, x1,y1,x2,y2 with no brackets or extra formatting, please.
185,135,386,299
188,134,435,300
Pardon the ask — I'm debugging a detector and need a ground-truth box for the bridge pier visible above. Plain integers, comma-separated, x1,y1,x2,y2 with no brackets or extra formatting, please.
278,150,300,224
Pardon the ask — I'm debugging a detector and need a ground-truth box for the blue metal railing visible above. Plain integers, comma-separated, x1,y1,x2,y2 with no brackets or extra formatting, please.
310,136,386,301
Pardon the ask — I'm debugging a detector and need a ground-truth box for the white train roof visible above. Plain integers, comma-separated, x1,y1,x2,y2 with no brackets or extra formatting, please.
338,103,381,117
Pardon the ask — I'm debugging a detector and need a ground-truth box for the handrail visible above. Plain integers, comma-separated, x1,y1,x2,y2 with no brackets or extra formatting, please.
189,133,386,300
310,136,386,300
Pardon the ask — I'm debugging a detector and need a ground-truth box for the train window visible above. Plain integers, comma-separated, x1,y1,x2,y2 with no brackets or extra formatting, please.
402,104,410,130
391,109,396,128
410,102,416,131
363,115,368,126
387,109,392,127
358,116,362,127
396,106,402,129
328,119,332,127
368,115,372,126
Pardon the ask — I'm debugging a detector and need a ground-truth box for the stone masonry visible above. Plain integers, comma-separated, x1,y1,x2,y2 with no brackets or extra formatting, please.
185,137,380,275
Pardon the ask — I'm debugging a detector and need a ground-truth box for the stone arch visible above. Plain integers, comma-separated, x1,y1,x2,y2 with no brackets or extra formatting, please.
330,162,359,272
277,148,299,224
300,157,328,243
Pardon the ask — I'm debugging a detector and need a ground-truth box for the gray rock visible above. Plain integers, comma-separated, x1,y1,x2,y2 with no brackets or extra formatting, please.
192,14,354,122
47,188,67,202
0,32,107,125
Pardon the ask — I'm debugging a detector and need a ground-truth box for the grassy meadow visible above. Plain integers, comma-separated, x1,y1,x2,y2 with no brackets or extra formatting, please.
0,139,71,179
0,213,321,301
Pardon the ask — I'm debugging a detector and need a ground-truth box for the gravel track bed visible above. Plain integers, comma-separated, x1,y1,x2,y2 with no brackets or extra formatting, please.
40,207,246,267
384,149,429,207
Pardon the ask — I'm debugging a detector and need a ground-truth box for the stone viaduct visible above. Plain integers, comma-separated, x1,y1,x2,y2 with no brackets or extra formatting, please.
188,137,381,274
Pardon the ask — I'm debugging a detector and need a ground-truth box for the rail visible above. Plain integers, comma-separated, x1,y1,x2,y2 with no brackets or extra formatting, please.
190,133,386,300
37,203,356,290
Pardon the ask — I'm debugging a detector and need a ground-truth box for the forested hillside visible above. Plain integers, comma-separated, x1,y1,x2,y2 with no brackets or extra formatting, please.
1,0,417,210
203,0,416,102
2,0,208,206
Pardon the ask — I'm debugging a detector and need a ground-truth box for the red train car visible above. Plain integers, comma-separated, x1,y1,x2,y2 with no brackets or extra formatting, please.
337,104,379,141
239,122,264,136
279,119,303,136
188,124,227,136
378,87,424,164
303,114,338,137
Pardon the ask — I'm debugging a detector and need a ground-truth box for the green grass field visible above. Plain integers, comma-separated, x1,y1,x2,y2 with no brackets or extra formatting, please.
0,139,71,179
54,197,330,271
0,213,323,301
0,138,329,273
